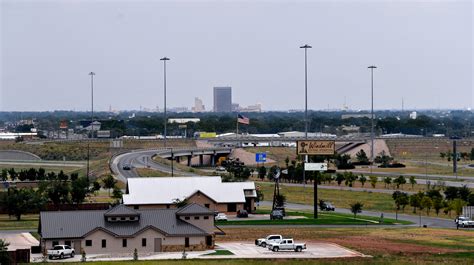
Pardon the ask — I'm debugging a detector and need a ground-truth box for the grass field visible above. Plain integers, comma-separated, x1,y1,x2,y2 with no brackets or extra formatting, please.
257,181,456,219
216,210,411,225
0,214,39,230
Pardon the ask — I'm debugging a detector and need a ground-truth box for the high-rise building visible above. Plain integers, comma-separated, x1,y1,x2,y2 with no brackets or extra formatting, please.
192,97,205,112
213,87,232,112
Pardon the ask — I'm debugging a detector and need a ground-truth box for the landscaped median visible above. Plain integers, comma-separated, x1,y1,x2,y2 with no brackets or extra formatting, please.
216,210,412,226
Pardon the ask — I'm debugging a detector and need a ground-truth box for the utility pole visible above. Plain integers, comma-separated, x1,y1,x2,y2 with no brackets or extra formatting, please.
87,72,95,181
368,66,377,170
160,57,170,147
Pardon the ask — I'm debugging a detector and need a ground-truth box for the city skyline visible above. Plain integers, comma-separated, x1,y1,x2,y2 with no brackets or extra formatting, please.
1,0,472,112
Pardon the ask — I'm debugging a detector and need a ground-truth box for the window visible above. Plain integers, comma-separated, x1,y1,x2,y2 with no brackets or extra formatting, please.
102,239,106,248
85,240,92,247
194,216,200,220
185,237,190,248
142,238,147,247
120,217,126,221
52,241,59,247
134,206,139,209
122,239,127,247
204,204,210,208
130,217,135,221
65,245,71,249
204,216,209,220
185,216,190,220
227,203,237,212
111,217,116,221
166,205,170,209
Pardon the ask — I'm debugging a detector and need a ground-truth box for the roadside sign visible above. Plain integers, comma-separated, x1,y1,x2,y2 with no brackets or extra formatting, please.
304,163,328,171
256,153,267,163
281,169,288,174
297,140,335,155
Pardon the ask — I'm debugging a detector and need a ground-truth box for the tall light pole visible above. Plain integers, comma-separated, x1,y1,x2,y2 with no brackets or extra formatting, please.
368,66,377,165
300,44,314,217
87,71,95,181
160,57,170,147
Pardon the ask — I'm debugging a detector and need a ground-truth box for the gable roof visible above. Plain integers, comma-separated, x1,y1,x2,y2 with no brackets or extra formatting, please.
40,204,210,240
123,176,255,205
176,203,214,216
104,204,140,217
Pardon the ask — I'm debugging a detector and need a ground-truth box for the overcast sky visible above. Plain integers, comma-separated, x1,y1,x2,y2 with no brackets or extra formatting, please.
1,0,472,112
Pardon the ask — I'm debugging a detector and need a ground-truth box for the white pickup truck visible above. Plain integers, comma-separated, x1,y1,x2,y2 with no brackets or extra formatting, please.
267,238,306,252
255,234,283,248
455,216,474,228
47,245,75,259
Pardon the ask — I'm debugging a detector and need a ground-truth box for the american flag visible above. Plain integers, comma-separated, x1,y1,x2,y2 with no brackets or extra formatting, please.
237,114,250,125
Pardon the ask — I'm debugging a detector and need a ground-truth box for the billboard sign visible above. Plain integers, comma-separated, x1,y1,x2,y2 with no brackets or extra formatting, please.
304,163,328,171
255,153,267,163
297,140,335,155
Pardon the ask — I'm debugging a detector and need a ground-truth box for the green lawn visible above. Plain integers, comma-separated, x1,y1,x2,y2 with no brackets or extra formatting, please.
0,214,39,230
216,210,411,226
203,249,234,256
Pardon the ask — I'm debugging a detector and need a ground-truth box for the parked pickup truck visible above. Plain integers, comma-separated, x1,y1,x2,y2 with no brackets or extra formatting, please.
47,245,75,259
455,216,474,227
267,238,306,252
255,234,283,248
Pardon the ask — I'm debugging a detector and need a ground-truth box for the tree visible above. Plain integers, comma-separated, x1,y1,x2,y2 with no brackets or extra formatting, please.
275,194,286,208
451,199,466,217
344,172,358,187
44,179,70,206
359,175,367,187
444,186,459,201
383,177,392,189
102,175,117,196
369,176,378,188
8,168,17,181
172,198,188,208
356,149,369,164
0,238,9,264
409,176,416,189
420,197,433,215
0,169,7,181
409,193,421,213
258,166,267,181
349,202,363,218
91,181,101,194
256,190,264,203
335,174,344,186
0,238,9,250
393,176,406,189
458,185,471,201
393,191,409,213
4,188,44,220
432,197,444,216
112,186,123,201
470,148,474,161
468,193,474,206
70,177,91,205
374,151,393,167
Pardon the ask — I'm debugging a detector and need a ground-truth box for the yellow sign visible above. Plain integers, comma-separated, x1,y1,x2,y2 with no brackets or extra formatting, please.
297,140,335,155
199,132,217,138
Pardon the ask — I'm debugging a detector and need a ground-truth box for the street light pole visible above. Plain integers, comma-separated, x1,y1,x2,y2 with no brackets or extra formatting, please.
87,71,95,181
368,66,377,168
300,44,314,218
160,57,170,147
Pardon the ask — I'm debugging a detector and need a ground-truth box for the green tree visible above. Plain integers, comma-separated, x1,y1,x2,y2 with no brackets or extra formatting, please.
359,175,367,187
344,172,358,187
421,197,433,215
393,176,406,189
409,176,416,189
451,198,466,216
172,198,188,208
44,179,70,206
0,238,9,264
4,188,44,220
0,169,7,181
0,238,9,250
470,148,474,160
102,175,117,196
432,197,444,216
393,191,409,213
335,173,345,186
112,186,123,201
349,202,363,218
258,166,267,181
91,181,101,194
356,149,369,163
70,177,91,205
409,193,421,213
369,176,378,188
256,189,264,203
383,177,392,189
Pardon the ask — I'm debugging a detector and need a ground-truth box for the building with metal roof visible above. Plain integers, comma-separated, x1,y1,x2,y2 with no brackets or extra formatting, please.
123,177,257,214
39,203,215,254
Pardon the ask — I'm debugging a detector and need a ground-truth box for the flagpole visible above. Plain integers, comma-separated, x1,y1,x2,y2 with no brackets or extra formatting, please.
236,113,239,136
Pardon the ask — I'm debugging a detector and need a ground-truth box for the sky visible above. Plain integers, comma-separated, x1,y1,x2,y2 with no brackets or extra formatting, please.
1,0,473,112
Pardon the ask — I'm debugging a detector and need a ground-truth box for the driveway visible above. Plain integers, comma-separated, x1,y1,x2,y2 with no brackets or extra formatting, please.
0,231,39,251
215,242,366,259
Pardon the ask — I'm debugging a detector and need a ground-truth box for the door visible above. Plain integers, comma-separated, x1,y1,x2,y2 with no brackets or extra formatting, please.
206,236,213,247
154,238,162,252
74,240,81,252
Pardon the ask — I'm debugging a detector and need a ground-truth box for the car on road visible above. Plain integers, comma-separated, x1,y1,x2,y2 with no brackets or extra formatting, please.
255,234,283,248
215,166,226,172
122,164,131,170
267,238,306,252
455,216,474,227
215,213,228,221
47,245,75,259
320,201,335,211
270,209,284,220
237,209,248,218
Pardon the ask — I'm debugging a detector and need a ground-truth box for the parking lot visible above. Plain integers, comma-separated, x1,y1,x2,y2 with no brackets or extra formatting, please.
214,242,367,259
0,231,39,251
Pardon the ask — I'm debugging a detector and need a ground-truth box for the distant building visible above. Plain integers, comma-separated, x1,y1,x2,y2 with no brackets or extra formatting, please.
231,103,240,112
410,111,417,119
192,97,205,112
168,118,200,124
169,107,188,113
213,87,232,112
240,103,262,113
341,113,374,119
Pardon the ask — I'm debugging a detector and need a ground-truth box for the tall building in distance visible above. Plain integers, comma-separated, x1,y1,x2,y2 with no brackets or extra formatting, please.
213,86,232,112
192,97,205,112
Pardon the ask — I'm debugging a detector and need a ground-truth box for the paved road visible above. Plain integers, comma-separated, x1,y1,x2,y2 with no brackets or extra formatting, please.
259,201,456,228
